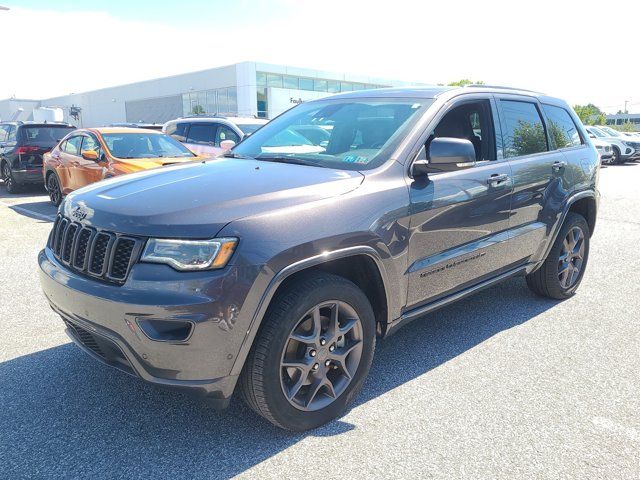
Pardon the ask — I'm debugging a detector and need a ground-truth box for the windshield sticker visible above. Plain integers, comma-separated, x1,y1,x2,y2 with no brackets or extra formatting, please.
342,154,371,164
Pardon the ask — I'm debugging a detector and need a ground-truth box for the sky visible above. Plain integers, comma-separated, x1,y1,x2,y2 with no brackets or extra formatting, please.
1,0,639,113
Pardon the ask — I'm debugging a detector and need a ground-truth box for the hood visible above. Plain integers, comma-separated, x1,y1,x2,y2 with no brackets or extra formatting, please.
62,158,364,238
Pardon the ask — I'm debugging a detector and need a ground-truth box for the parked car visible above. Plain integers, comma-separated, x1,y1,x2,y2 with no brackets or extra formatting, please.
591,138,614,164
43,127,203,205
163,115,267,157
0,122,76,193
585,126,640,164
39,86,599,431
107,123,164,131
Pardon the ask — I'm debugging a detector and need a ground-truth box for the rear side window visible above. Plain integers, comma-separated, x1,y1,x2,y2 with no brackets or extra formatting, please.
542,105,583,149
0,124,9,142
22,126,74,146
500,100,548,158
186,123,217,145
63,136,83,155
165,122,188,142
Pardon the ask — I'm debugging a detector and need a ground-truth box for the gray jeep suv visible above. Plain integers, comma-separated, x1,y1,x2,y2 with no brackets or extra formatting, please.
38,86,599,431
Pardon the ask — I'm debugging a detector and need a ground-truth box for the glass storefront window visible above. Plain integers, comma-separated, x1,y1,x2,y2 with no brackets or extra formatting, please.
256,87,268,118
340,82,353,92
299,78,314,91
352,83,365,91
256,72,267,86
327,80,340,93
314,79,328,92
267,74,283,88
283,75,299,89
228,87,237,113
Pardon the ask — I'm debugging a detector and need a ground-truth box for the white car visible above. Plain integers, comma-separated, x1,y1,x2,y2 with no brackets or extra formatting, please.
585,126,640,164
591,138,614,165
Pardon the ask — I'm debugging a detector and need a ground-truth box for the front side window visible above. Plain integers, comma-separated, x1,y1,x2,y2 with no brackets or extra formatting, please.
63,136,83,155
599,126,623,137
186,123,217,145
500,100,548,158
81,135,101,156
542,104,583,149
7,126,16,142
216,126,240,145
233,97,433,170
102,133,195,159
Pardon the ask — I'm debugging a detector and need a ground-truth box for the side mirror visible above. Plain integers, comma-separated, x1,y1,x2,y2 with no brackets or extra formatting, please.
81,150,99,161
411,138,476,177
588,133,596,139
220,139,236,151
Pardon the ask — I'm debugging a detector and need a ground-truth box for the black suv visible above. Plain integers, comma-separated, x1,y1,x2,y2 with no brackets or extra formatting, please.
0,122,76,192
38,86,599,430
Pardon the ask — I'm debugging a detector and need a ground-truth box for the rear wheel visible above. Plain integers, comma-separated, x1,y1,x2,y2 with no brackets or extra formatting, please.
240,272,376,431
526,212,590,299
2,162,21,193
46,172,63,206
612,147,624,165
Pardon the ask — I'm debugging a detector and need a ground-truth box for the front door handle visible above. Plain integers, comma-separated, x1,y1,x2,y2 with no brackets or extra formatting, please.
552,160,567,171
486,173,509,186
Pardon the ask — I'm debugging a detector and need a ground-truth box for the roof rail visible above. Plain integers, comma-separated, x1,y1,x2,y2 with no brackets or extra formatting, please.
463,84,542,94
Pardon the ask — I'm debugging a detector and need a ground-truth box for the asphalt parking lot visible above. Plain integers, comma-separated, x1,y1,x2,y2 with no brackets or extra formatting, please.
1,163,639,479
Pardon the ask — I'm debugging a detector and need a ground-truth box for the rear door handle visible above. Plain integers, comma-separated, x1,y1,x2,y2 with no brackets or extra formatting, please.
486,173,509,186
552,160,567,171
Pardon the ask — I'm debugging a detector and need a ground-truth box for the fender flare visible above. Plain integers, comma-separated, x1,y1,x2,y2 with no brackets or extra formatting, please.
228,245,391,376
533,189,598,272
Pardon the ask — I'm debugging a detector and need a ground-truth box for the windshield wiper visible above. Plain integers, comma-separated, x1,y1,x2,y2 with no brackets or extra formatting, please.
255,155,322,167
222,152,255,160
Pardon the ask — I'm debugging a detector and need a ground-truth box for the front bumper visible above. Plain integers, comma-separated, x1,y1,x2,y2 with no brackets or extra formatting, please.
38,247,262,408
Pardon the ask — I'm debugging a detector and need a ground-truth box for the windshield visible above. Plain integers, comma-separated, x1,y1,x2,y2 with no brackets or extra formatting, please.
232,97,434,170
102,132,196,159
599,126,622,137
237,123,265,135
23,126,75,145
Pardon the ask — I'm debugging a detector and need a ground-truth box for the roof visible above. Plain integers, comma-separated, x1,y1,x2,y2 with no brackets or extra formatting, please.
167,116,268,125
86,127,164,134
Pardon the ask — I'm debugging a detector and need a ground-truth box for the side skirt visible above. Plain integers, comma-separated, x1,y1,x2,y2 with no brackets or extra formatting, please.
385,264,529,337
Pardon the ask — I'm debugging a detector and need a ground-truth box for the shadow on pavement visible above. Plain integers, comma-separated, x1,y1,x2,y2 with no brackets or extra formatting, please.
0,278,557,478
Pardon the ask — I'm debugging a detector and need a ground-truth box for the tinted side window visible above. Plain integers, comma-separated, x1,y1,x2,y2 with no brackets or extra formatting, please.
81,135,101,156
542,104,583,149
7,126,17,143
186,123,217,145
500,100,548,158
63,136,83,155
216,125,240,146
166,122,188,142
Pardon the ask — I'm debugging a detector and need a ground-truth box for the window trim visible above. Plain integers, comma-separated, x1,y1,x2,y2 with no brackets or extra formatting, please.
494,95,551,161
540,103,586,152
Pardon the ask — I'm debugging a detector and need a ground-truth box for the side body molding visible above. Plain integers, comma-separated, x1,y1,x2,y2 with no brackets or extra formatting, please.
229,246,392,376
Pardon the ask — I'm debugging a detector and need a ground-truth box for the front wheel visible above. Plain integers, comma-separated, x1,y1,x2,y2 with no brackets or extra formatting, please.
240,272,376,431
612,147,624,165
526,212,590,299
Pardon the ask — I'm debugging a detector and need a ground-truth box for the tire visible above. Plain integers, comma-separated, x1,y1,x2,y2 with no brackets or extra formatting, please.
46,172,63,206
240,272,376,431
2,161,21,194
611,147,624,165
526,212,590,300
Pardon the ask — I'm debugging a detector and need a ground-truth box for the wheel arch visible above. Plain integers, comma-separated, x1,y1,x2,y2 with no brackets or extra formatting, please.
229,246,391,377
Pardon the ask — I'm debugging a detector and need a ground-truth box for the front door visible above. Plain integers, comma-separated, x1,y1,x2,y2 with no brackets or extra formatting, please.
406,97,513,310
71,134,105,189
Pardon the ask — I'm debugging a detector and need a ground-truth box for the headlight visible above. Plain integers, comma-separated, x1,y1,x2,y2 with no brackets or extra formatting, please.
623,141,633,147
141,238,237,271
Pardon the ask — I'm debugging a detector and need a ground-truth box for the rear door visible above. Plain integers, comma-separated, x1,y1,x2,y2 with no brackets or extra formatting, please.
494,95,571,266
58,135,84,191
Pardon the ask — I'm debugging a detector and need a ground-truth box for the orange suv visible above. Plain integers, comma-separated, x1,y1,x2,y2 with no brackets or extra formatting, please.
43,127,203,205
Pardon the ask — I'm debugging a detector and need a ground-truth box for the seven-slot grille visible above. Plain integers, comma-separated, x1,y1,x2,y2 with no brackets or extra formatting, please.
48,215,144,284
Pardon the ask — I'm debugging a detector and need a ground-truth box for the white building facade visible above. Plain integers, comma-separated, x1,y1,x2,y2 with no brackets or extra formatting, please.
0,62,423,127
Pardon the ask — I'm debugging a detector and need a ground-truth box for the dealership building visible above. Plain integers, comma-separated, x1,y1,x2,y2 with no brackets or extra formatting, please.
0,61,422,127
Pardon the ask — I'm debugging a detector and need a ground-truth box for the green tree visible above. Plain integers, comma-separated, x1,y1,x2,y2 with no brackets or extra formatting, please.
612,122,638,132
447,79,485,87
191,104,205,115
511,120,547,156
573,104,606,125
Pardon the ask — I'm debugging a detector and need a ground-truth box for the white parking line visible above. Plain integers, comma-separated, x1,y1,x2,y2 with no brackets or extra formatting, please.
0,199,56,221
